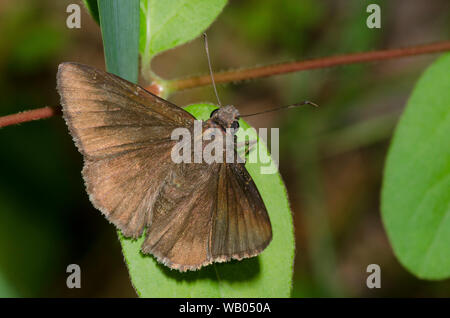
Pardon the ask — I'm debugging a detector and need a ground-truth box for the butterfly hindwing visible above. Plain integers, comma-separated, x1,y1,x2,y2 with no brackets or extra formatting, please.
211,163,272,261
141,162,220,271
140,161,272,271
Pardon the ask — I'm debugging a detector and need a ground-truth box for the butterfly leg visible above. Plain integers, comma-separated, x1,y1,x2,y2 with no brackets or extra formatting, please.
236,139,257,160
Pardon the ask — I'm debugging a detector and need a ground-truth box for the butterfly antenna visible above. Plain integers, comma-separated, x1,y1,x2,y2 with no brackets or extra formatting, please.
203,33,222,107
241,101,319,117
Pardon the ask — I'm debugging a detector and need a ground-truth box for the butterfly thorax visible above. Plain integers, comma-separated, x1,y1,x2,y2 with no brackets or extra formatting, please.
209,105,240,132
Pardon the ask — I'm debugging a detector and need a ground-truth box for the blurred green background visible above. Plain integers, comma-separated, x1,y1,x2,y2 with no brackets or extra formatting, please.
0,0,449,297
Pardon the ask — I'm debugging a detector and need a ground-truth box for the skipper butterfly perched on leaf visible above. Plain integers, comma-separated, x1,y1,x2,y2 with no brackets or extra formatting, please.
57,62,272,271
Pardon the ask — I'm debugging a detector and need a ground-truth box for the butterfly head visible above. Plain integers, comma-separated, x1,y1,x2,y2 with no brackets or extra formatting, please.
210,105,240,132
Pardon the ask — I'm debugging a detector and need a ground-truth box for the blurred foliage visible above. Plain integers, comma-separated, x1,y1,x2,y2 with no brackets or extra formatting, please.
0,0,449,297
225,0,325,53
0,2,66,73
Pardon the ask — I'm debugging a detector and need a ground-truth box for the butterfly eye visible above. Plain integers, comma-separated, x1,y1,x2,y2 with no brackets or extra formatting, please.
231,121,239,130
210,109,219,118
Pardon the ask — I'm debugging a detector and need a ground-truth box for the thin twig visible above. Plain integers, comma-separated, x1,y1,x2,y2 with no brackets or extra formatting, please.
165,41,450,91
1,40,450,128
0,106,60,128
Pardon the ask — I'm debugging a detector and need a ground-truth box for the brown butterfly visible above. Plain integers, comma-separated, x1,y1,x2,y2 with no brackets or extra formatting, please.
57,62,272,271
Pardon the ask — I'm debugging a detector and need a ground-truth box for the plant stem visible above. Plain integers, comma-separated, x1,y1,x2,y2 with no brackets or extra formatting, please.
165,41,450,91
0,107,59,128
1,40,449,128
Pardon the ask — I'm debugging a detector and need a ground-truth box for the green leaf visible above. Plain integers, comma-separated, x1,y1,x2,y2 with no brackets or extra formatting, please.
381,53,450,280
120,104,295,297
98,0,139,82
139,0,227,78
83,0,100,24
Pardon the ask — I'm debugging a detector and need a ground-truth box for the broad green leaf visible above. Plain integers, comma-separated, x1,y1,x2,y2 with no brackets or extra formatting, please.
98,0,139,82
120,104,295,297
139,0,227,78
381,53,450,280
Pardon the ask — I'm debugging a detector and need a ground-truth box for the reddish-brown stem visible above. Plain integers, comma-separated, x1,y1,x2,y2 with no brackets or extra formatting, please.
165,41,450,91
0,106,60,128
1,40,450,128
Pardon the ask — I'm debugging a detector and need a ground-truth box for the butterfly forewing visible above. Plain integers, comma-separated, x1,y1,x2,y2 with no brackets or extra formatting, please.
57,62,195,238
57,62,194,159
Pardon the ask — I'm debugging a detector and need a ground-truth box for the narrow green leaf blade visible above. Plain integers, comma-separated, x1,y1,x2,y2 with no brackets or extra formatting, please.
98,0,139,82
381,53,450,280
120,104,295,297
139,0,227,76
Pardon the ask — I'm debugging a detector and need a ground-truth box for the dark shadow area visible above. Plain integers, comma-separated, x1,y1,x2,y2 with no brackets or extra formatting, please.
144,252,261,283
